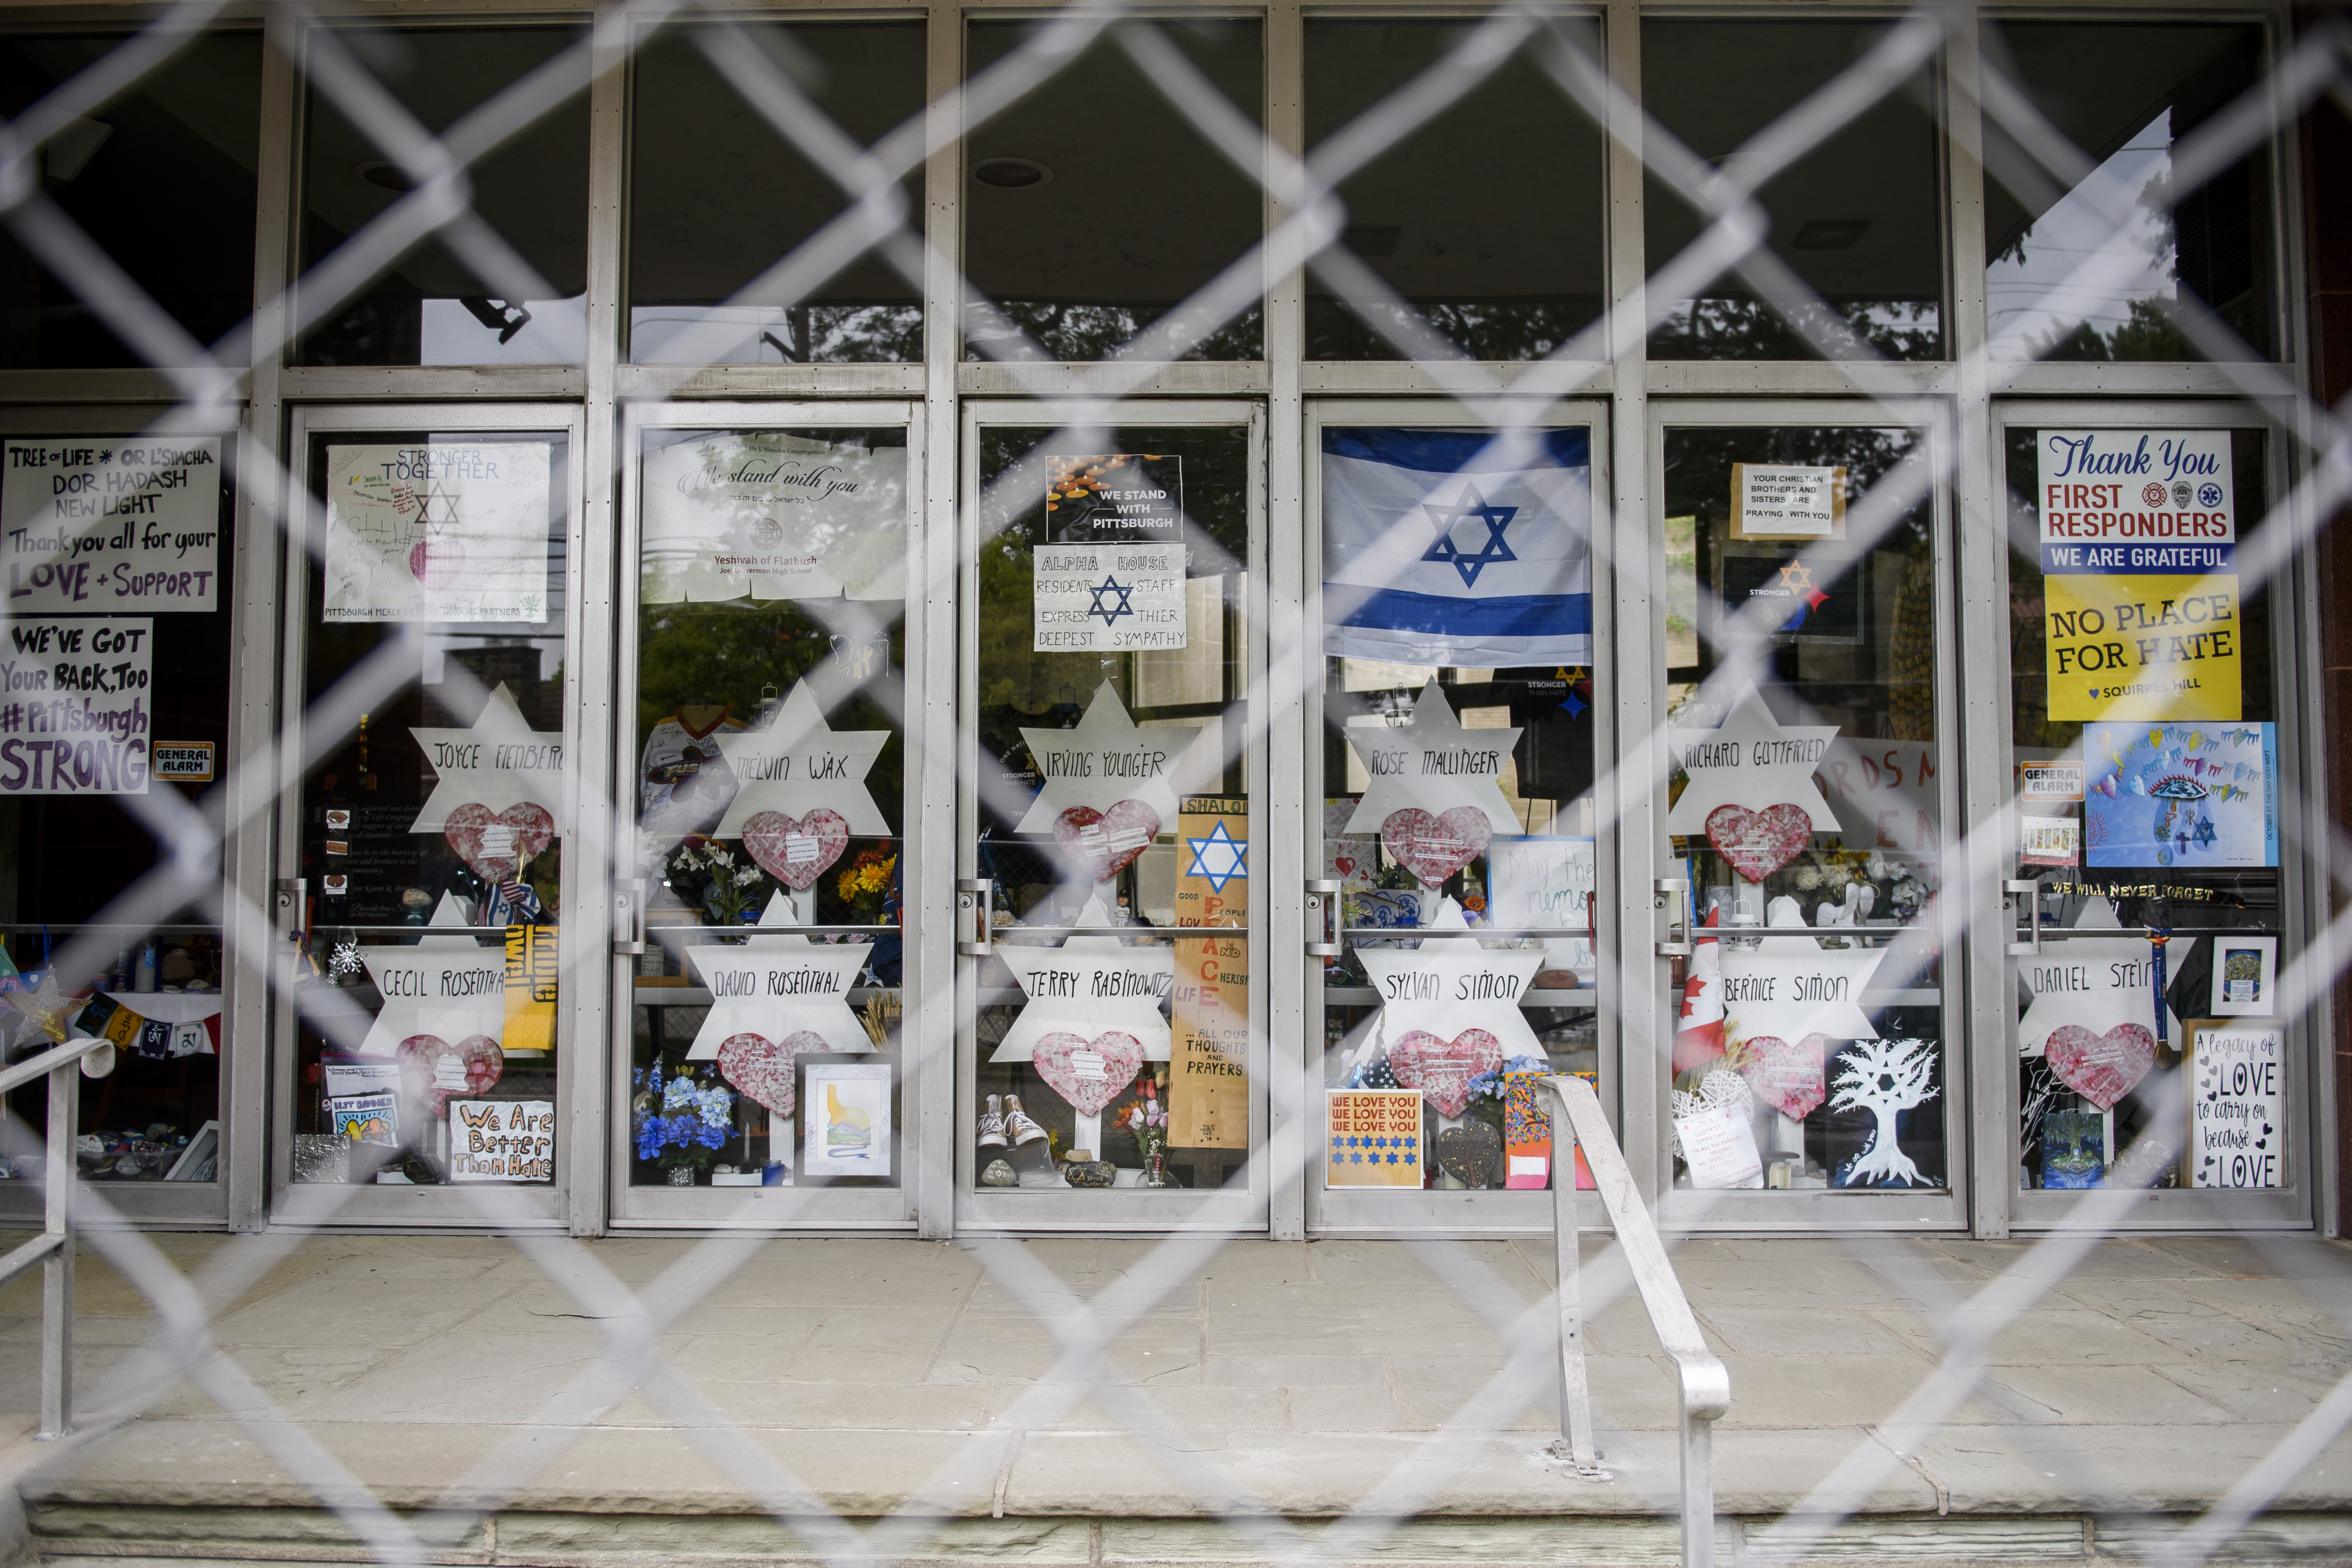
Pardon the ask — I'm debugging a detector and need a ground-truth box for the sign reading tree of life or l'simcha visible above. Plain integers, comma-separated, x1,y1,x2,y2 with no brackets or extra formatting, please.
639,432,906,603
1034,454,1187,654
322,444,553,623
2037,430,2239,721
0,438,221,613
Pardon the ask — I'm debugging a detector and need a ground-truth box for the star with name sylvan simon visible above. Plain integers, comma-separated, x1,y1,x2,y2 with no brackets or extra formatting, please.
1185,820,1248,892
1420,484,1518,587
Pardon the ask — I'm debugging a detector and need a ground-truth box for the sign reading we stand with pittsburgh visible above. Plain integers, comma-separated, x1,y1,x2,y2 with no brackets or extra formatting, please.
2037,430,2238,722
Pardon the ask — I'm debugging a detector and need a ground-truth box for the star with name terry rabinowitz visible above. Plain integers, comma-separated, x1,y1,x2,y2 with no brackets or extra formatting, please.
1420,484,1519,587
1087,576,1135,627
990,895,1174,1063
1663,682,1842,836
684,893,874,1060
408,681,566,834
1012,682,1202,833
1185,819,1248,893
711,678,892,839
1341,680,1521,836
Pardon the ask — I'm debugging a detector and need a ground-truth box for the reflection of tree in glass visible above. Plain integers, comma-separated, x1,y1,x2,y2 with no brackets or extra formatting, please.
1649,297,1942,361
968,302,1263,363
1304,298,1607,361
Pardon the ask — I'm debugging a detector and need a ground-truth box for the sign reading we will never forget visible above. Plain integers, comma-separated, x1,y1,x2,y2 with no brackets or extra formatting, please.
0,439,221,613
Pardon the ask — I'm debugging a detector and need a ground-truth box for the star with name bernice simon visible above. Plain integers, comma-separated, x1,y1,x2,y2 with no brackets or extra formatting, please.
683,892,873,1059
1421,483,1518,587
1341,681,1521,835
1185,820,1248,893
1087,575,1135,627
712,678,892,839
1663,682,1841,836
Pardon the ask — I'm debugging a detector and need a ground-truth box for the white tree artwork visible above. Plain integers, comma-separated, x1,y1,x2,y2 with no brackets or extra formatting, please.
1830,1037,1940,1188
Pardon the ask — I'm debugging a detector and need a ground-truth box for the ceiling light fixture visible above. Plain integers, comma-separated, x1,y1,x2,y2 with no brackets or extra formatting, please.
971,157,1051,189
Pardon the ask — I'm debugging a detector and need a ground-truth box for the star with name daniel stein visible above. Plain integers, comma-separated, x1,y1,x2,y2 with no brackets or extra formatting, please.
1087,575,1135,627
1663,682,1841,836
1341,680,1521,836
1185,819,1248,892
1421,483,1519,586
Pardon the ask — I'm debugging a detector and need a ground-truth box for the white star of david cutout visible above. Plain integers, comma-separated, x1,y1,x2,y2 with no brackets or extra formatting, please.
408,682,565,833
1011,682,1201,836
710,680,892,839
1718,940,1888,1045
1664,682,1841,836
682,893,873,1058
2016,896,2197,1057
990,897,1173,1063
1354,899,1545,1057
1341,682,1522,835
355,893,507,1056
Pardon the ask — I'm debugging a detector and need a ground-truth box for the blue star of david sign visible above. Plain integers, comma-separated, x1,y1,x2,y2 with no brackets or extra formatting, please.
1184,820,1248,892
1088,575,1134,626
1421,484,1518,587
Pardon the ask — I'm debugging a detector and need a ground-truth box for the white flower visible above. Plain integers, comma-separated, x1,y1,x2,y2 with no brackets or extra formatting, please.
733,866,762,888
707,847,736,867
672,848,703,870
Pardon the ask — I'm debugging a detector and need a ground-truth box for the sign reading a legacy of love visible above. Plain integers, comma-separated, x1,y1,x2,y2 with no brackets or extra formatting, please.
0,616,151,796
1170,798,1248,1151
323,443,553,624
0,438,221,612
2185,1020,2284,1190
2038,430,2239,722
640,432,905,603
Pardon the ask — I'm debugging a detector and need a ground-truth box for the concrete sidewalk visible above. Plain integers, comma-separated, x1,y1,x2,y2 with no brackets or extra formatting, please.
0,1231,2348,1565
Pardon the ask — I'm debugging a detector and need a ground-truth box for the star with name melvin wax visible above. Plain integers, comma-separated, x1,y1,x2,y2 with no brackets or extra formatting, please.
1341,681,1521,835
1663,682,1842,836
711,678,892,838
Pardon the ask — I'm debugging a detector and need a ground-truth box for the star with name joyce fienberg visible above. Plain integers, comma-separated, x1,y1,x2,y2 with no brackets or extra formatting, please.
1185,819,1248,893
1421,484,1518,587
1087,575,1135,627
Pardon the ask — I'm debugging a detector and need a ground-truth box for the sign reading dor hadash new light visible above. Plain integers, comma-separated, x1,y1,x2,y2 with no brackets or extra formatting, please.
2037,430,2239,722
0,439,222,613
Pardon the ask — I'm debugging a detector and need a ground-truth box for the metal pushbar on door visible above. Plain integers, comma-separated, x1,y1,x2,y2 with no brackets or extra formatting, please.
1655,878,1693,957
2005,879,2041,956
958,878,995,956
1305,879,1340,956
612,879,646,956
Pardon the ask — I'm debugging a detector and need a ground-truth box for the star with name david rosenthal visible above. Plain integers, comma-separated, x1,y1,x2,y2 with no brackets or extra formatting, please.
1185,820,1248,892
1421,484,1518,586
1087,575,1135,627
683,892,874,1060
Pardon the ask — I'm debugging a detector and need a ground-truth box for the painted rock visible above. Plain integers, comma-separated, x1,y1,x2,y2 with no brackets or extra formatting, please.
1435,1122,1502,1187
980,1159,1019,1187
1063,1160,1117,1188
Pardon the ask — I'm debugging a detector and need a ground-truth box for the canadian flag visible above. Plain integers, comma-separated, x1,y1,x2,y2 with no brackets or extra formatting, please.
1672,906,1725,1075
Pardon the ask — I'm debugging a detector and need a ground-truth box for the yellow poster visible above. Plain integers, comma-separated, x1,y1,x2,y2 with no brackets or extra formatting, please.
503,923,559,1052
1326,1089,1423,1187
2045,574,2242,722
1169,796,1248,1150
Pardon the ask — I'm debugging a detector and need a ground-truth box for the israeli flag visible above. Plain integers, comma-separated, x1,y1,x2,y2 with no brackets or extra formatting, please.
1322,428,1593,667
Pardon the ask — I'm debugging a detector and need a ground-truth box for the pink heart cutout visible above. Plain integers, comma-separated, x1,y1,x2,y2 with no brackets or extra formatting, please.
717,1029,826,1117
1380,807,1492,888
741,809,850,890
410,536,464,590
1388,1028,1504,1118
1054,801,1161,883
1705,802,1814,883
1735,1033,1828,1120
1032,1031,1145,1117
397,1033,504,1121
2045,1023,2155,1111
444,802,554,883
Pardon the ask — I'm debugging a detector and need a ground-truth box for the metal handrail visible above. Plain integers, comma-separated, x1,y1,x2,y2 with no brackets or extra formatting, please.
1545,1074,1729,1568
0,1031,117,1440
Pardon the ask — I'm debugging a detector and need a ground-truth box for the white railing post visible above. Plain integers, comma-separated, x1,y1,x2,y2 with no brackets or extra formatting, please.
1551,1119,1598,1473
40,1055,78,1440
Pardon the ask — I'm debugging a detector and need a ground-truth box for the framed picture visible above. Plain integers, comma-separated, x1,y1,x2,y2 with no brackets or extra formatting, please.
802,1062,893,1177
2209,934,2278,1016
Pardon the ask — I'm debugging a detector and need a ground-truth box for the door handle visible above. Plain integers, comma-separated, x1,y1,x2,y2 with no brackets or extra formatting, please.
274,878,306,944
612,879,646,956
1305,880,1340,956
958,878,994,956
1654,878,1692,958
2005,879,2041,956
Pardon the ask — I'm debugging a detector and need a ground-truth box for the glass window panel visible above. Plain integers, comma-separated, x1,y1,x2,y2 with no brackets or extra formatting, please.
628,427,910,1190
964,22,1264,362
0,33,260,368
1303,20,1607,361
290,431,570,1186
297,26,590,367
1981,23,2274,362
1662,426,1948,1193
1641,21,1945,362
628,25,927,366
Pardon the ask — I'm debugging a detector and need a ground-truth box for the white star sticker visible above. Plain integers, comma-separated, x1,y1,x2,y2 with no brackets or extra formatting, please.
1341,682,1522,835
356,893,507,1055
711,679,892,839
1664,683,1841,836
1012,682,1202,835
2016,897,2196,1057
408,683,565,832
990,897,1173,1063
682,893,874,1058
1354,899,1546,1057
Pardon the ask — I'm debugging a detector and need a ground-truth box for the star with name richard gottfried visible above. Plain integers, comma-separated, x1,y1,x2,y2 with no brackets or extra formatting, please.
1087,575,1135,627
1184,819,1249,892
1421,484,1518,587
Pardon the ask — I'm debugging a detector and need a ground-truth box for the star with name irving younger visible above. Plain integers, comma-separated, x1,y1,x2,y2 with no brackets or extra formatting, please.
1086,576,1135,627
1420,484,1518,587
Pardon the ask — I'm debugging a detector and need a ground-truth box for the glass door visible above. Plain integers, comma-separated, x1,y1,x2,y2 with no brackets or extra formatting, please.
1304,400,1613,1236
1995,405,2311,1227
610,403,921,1229
271,405,589,1225
956,402,1266,1230
1646,403,1963,1229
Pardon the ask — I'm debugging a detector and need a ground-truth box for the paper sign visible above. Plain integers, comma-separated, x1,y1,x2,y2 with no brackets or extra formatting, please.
2185,1021,2283,1189
1731,463,1844,539
2209,935,2278,1016
2083,721,2275,869
323,443,552,624
710,679,892,839
1817,738,1936,856
1,438,220,612
152,741,214,782
2045,574,2241,722
2022,816,2080,867
1356,902,1546,1060
1487,837,1594,929
1327,1089,1423,1187
2015,899,2197,1057
802,1062,892,1176
1044,454,1183,542
640,433,904,603
329,1091,399,1146
1171,797,1248,1150
1034,542,1186,652
448,1099,556,1182
2020,760,2085,802
408,682,565,832
355,894,508,1056
2036,430,2233,575
1341,682,1522,835
0,616,151,796
504,923,559,1052
1675,1102,1763,1188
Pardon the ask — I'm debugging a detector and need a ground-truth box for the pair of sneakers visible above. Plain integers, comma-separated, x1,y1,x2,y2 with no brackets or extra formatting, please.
978,1093,1046,1148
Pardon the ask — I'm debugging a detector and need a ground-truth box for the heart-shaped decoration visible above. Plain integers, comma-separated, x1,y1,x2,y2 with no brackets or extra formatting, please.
410,536,464,590
1032,1030,1145,1116
1735,1033,1828,1121
396,1033,504,1120
741,809,850,890
1380,807,1493,887
1053,801,1161,883
1435,1122,1502,1187
1672,1067,1754,1123
1705,802,1814,883
1388,1028,1504,1118
444,802,555,882
2045,1023,2155,1111
716,1029,827,1117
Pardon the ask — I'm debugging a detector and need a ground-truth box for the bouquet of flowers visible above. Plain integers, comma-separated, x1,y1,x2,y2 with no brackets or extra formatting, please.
1464,1054,1551,1131
836,848,897,925
666,839,771,925
632,1058,735,1177
1120,1074,1169,1161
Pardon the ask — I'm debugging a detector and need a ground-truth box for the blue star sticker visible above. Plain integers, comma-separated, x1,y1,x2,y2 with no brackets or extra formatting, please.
1421,484,1518,587
1184,819,1248,892
1087,576,1134,627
